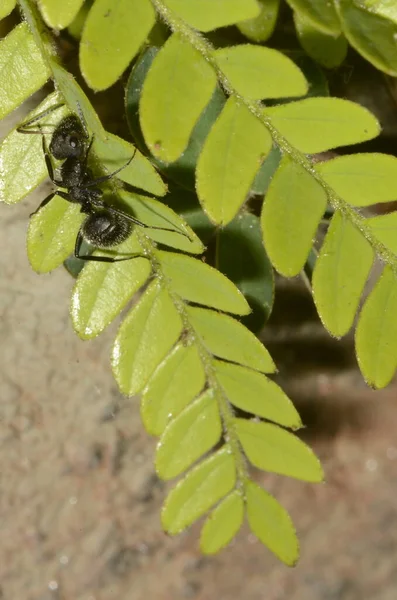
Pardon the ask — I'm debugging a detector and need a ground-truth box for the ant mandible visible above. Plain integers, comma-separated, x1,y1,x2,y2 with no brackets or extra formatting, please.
17,104,191,263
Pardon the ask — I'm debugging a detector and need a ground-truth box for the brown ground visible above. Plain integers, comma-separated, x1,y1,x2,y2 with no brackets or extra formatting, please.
1,105,397,600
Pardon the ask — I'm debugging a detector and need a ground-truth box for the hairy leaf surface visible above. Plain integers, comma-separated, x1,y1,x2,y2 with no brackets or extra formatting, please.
162,0,260,32
200,491,244,554
366,212,397,255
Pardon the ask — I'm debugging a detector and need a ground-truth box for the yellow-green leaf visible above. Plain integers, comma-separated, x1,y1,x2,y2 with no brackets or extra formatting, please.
355,0,397,24
80,0,156,90
112,281,183,396
163,0,261,32
71,234,151,340
366,212,397,255
356,266,397,388
0,0,16,20
141,344,206,436
294,10,348,69
235,418,323,481
317,153,397,206
157,251,251,315
261,156,327,277
215,361,301,428
215,45,308,100
0,23,50,120
156,390,222,480
286,0,341,34
264,98,380,153
197,97,272,224
200,491,244,555
186,306,276,372
38,0,85,29
246,481,299,566
162,447,236,534
140,33,217,162
313,211,373,337
237,0,280,42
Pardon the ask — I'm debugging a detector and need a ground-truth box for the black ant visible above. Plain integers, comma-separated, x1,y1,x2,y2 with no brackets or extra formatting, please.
17,105,191,263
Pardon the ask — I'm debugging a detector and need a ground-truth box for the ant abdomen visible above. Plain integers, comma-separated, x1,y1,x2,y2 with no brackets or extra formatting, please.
82,211,132,248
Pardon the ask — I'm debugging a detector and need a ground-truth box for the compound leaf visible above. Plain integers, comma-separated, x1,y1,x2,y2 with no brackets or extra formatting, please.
286,0,341,35
356,266,397,388
38,0,85,29
112,281,183,396
313,211,373,337
264,98,380,153
215,361,301,428
140,32,217,162
294,10,348,69
162,447,236,534
156,389,222,480
214,45,308,100
200,491,244,554
80,0,155,90
141,344,206,436
197,97,272,224
365,212,397,255
246,481,299,566
162,0,260,32
186,306,275,372
71,234,151,340
237,0,280,42
235,418,324,482
261,156,327,276
157,251,251,315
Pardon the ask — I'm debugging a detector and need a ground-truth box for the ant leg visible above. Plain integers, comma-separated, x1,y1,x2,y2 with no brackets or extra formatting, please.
74,230,148,263
84,148,137,188
17,103,65,134
30,192,56,217
41,135,63,187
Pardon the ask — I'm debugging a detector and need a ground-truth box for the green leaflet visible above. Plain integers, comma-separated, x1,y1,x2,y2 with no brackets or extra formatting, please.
186,306,276,373
200,491,244,555
355,0,397,24
156,389,222,480
235,418,324,482
80,0,155,90
112,281,183,396
0,93,68,205
157,251,251,315
215,361,301,428
366,212,397,255
246,481,299,566
317,153,397,207
237,0,280,42
261,156,327,277
214,45,308,100
356,267,397,388
197,97,272,224
140,33,217,162
264,98,380,153
294,11,348,69
71,234,151,340
0,0,16,20
216,212,274,333
286,0,341,34
38,0,85,29
141,344,206,436
161,447,236,534
336,0,397,76
0,23,50,120
27,196,83,274
162,0,261,32
312,211,373,338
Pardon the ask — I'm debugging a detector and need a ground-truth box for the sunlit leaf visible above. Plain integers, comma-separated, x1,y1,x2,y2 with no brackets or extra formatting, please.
366,212,397,255
264,98,380,153
71,234,151,340
261,156,327,277
38,0,85,29
200,491,244,554
156,390,222,480
186,306,276,372
0,23,50,120
355,0,397,24
197,97,272,224
294,10,348,69
162,447,236,534
235,418,324,481
157,251,251,315
237,0,280,42
162,0,261,32
356,266,397,388
112,281,183,395
246,481,299,566
80,0,156,90
140,33,217,162
0,0,16,20
141,344,206,436
216,361,301,428
313,211,373,337
286,0,341,34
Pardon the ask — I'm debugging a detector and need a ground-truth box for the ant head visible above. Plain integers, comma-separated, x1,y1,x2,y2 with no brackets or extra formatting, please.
49,115,87,160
